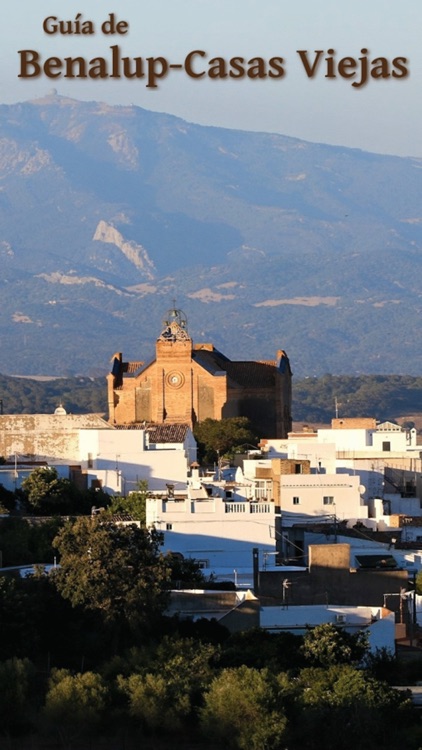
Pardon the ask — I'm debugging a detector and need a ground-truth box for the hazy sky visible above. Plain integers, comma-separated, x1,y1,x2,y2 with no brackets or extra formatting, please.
2,1,421,156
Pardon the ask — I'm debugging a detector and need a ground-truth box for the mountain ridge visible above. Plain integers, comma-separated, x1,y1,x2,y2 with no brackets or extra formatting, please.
0,93,421,376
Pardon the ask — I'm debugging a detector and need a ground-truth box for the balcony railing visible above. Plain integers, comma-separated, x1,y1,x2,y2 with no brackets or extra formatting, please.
224,502,273,514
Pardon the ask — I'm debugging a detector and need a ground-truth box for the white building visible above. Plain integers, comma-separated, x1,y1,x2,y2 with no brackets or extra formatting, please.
262,419,419,469
241,458,368,527
79,423,196,494
260,604,396,655
0,413,196,495
146,469,280,575
259,418,422,521
277,473,368,526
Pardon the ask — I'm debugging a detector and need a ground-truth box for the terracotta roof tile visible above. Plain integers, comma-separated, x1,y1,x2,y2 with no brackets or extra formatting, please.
114,422,189,443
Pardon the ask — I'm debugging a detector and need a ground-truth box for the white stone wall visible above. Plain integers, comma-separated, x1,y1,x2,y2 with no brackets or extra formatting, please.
146,495,278,570
279,473,367,523
318,427,374,451
79,429,191,494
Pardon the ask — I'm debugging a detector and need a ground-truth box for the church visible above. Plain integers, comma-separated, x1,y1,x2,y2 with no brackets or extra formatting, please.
107,308,292,438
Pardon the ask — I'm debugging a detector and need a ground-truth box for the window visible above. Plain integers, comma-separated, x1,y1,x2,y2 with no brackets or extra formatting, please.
295,463,302,474
166,523,173,531
323,496,334,505
254,479,272,500
382,441,391,452
292,496,300,505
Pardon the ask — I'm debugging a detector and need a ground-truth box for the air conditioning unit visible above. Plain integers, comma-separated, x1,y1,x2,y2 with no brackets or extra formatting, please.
335,614,346,624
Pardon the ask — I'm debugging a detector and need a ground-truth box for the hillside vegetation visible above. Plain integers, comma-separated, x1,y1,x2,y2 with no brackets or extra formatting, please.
0,374,106,416
1,95,422,375
293,374,422,424
1,372,422,427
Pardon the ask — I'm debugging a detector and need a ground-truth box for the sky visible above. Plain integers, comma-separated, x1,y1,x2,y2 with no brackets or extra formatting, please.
2,0,421,157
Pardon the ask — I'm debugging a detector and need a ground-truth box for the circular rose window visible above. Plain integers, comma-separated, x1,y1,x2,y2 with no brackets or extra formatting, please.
166,371,185,389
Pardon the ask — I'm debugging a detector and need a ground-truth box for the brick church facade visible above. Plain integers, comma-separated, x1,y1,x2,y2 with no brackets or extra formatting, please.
107,309,292,438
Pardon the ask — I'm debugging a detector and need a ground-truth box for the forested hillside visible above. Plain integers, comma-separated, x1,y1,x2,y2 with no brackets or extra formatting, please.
293,374,422,425
1,372,422,427
0,375,105,416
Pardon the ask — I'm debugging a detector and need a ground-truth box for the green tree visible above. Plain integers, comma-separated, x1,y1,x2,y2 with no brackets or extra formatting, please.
194,417,257,464
0,517,62,567
105,479,150,525
118,638,217,733
0,657,36,734
301,622,368,667
415,569,422,595
200,665,287,750
0,483,16,513
21,467,78,514
0,577,41,660
220,628,304,671
165,552,205,588
0,517,32,566
53,517,170,633
42,669,108,746
294,665,412,750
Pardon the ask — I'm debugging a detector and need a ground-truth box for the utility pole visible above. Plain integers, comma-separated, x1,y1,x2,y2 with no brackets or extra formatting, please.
282,578,291,609
334,396,339,419
252,547,259,594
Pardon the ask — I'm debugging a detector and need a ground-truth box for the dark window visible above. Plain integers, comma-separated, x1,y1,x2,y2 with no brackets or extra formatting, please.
382,441,391,452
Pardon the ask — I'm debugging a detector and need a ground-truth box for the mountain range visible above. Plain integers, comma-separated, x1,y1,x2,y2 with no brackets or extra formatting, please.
0,92,421,377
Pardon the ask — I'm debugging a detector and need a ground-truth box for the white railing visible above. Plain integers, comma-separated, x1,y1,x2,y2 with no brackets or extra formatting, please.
250,503,272,514
224,502,273,514
225,503,248,513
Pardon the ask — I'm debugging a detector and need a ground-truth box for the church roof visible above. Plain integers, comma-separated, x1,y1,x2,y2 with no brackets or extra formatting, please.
224,361,277,388
125,361,144,375
114,423,190,444
191,347,291,387
147,423,190,443
192,347,230,374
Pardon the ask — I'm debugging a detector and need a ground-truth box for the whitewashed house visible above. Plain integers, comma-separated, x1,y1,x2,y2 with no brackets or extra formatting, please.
0,413,195,495
146,466,281,577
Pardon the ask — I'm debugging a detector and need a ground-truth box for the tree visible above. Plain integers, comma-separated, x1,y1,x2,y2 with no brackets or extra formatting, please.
165,552,206,588
104,479,150,525
21,467,78,514
294,665,413,750
0,658,36,734
53,517,170,633
0,516,63,567
220,628,304,671
194,417,258,464
200,666,287,750
0,482,16,513
118,638,217,733
415,569,422,595
301,623,368,667
42,669,108,746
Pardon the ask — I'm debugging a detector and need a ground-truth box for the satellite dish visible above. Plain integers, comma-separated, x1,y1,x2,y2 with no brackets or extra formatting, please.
359,485,366,494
